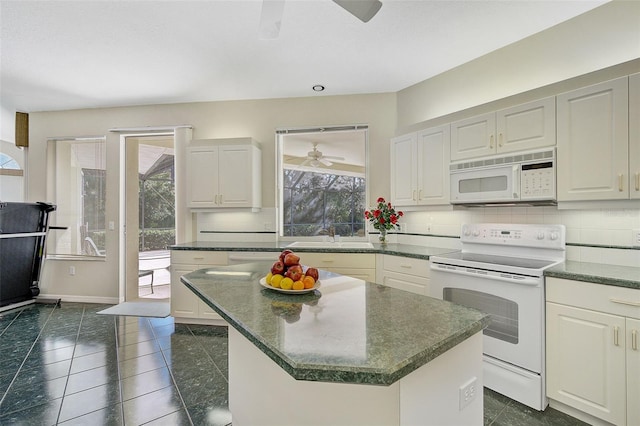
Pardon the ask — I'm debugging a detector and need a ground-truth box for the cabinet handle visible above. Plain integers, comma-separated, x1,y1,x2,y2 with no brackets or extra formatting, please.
610,298,640,307
498,133,503,147
400,264,412,269
613,326,620,346
214,194,219,204
418,189,422,200
618,174,624,192
489,135,494,149
193,257,205,260
633,330,638,351
219,194,223,204
635,172,640,191
412,190,417,201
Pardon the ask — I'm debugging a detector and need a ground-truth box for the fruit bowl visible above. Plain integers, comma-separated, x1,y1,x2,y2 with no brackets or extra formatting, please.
259,277,320,294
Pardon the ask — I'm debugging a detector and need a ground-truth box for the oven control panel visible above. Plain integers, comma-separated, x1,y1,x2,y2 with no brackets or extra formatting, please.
461,223,565,249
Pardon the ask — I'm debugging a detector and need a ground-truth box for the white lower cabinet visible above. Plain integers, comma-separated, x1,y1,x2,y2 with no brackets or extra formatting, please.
546,277,640,425
376,254,429,295
300,252,376,282
170,250,229,324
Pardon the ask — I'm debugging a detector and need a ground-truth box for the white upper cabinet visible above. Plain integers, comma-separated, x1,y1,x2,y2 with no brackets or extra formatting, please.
390,133,417,206
629,73,640,200
557,77,629,201
450,97,556,161
390,124,450,206
187,138,262,210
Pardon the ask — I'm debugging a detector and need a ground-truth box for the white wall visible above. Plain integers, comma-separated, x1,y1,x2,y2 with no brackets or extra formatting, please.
396,1,640,129
25,0,640,300
29,94,396,301
392,0,640,269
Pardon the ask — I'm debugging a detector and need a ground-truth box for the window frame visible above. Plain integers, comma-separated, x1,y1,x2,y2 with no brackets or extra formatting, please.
276,126,370,242
46,136,107,259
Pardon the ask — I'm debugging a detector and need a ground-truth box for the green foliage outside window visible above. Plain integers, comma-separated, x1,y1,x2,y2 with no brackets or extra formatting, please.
282,169,365,237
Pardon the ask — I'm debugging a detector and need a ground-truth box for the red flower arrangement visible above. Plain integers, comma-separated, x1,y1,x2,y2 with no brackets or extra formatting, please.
364,197,403,243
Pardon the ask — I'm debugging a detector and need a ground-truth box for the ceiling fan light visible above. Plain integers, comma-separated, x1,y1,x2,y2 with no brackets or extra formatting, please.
332,0,382,23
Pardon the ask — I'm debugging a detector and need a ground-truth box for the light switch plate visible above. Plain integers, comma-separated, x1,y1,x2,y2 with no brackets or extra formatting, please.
633,229,640,247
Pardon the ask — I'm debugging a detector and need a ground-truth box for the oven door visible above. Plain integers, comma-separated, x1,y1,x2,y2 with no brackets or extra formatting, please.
429,263,543,374
450,164,520,204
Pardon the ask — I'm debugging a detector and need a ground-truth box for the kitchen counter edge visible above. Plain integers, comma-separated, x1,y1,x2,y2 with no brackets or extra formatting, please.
545,260,640,290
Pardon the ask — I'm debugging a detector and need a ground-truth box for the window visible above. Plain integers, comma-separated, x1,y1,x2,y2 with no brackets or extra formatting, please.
47,138,106,257
278,126,367,238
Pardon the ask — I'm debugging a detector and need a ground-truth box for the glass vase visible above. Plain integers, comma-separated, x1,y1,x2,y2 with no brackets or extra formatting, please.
378,228,387,244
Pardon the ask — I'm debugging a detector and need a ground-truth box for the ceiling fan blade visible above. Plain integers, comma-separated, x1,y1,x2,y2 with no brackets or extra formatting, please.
319,158,333,166
332,0,382,23
300,158,311,167
259,0,285,39
323,155,345,161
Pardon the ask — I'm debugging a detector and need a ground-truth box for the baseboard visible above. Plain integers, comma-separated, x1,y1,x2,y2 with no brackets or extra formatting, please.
36,294,119,305
547,399,613,426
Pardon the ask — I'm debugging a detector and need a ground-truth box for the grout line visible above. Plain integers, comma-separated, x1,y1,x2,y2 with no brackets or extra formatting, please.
152,318,195,426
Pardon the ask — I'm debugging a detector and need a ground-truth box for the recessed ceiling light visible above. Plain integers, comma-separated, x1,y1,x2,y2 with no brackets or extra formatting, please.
312,85,325,92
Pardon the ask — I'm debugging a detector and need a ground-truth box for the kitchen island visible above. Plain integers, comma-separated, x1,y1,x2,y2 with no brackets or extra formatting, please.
182,261,490,426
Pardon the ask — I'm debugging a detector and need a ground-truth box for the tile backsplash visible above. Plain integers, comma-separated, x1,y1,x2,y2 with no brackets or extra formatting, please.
400,206,640,267
196,206,640,268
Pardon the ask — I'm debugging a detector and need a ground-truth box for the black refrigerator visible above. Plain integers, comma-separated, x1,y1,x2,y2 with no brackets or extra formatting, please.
0,201,56,307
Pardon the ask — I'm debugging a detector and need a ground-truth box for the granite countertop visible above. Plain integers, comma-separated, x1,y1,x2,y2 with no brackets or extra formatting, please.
181,261,490,386
170,241,458,260
545,260,640,290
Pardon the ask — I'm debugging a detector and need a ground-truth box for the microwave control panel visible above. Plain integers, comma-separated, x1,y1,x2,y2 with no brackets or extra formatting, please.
521,161,555,199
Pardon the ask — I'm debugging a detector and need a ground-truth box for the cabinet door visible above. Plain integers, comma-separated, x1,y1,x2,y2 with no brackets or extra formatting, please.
390,133,417,206
557,77,629,201
628,318,640,426
188,146,220,208
170,264,200,318
630,73,640,200
496,97,555,154
218,145,253,207
330,268,376,283
381,271,428,295
417,125,450,205
546,302,626,425
450,112,496,161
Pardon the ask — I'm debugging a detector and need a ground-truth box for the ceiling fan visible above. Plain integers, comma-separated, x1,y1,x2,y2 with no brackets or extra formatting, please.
260,0,383,39
300,143,345,168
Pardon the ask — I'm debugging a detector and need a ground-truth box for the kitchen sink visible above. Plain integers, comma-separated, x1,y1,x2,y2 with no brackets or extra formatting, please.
286,241,374,249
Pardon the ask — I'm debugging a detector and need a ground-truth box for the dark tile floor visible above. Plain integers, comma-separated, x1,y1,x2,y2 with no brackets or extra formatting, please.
0,302,588,426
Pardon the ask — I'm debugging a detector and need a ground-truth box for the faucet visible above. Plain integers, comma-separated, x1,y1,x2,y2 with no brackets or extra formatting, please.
328,226,335,240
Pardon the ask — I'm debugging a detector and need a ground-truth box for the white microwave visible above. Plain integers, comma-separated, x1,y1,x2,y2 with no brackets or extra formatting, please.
450,148,556,206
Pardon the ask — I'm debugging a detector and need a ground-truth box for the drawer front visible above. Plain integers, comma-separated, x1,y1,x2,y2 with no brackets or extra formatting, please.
383,255,430,277
171,250,228,265
301,253,375,269
546,277,640,319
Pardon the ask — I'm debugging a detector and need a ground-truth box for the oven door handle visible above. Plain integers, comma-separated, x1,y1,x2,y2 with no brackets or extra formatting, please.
430,263,540,286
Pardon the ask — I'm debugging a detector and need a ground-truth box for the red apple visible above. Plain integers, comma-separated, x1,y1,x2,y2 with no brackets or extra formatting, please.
271,260,285,275
285,264,303,281
305,267,319,281
279,249,293,262
283,252,301,266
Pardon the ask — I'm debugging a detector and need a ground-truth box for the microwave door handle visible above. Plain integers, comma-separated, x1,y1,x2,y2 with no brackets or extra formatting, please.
512,165,520,199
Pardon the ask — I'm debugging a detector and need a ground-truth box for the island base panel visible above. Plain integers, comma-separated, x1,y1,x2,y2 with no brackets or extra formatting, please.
228,328,483,426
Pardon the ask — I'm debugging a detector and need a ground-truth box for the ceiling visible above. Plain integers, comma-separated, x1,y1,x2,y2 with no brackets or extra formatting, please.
1,0,608,113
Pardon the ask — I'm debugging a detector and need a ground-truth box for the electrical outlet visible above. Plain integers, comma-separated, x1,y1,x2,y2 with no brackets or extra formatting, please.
633,229,640,247
459,377,477,410
69,266,76,276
